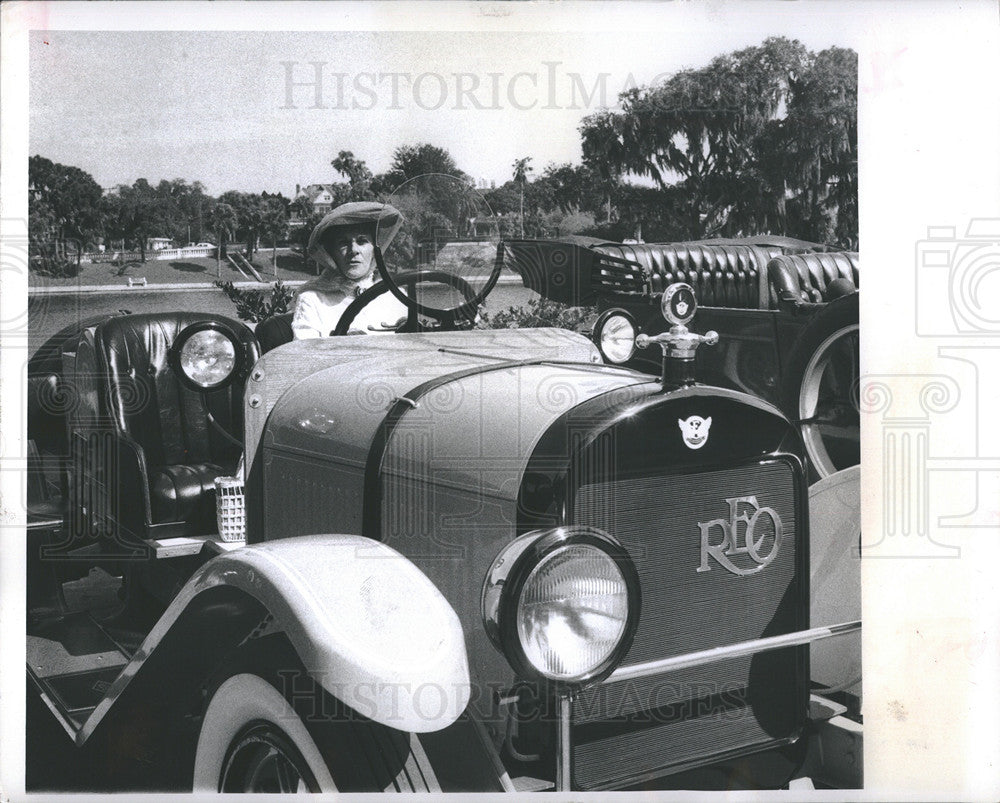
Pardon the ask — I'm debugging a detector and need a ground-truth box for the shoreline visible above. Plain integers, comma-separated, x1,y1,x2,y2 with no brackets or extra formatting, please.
28,280,307,297
28,273,525,298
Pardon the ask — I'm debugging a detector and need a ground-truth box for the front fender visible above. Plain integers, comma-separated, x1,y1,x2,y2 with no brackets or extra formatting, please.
80,534,470,742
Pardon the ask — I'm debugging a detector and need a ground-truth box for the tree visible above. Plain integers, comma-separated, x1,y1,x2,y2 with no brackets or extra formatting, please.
259,198,289,275
289,210,324,272
102,179,166,262
778,47,858,247
290,194,314,221
578,116,628,223
219,191,267,260
208,202,238,273
535,163,607,217
155,179,210,244
28,155,104,264
512,157,533,238
369,146,478,264
373,143,469,194
578,37,858,246
331,150,374,201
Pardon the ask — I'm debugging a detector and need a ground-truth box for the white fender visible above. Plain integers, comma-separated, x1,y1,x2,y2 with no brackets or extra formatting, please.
79,534,470,743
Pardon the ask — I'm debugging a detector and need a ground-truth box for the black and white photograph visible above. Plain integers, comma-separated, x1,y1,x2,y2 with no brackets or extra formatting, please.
1,1,998,799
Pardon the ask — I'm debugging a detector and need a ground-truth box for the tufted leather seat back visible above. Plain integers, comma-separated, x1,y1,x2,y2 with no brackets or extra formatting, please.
93,312,258,528
256,313,294,353
591,243,779,309
95,312,256,467
767,252,859,303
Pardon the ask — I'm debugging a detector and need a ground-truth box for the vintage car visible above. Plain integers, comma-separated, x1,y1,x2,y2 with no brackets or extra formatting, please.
24,222,861,792
504,236,859,480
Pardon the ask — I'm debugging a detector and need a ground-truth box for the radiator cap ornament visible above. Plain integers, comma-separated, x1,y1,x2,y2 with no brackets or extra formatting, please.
662,282,697,326
635,283,718,390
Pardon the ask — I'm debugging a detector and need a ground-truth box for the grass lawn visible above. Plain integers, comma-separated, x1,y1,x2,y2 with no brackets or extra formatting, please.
29,249,320,289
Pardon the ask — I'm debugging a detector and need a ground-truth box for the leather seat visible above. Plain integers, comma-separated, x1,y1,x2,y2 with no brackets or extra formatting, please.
92,312,258,539
256,312,294,353
766,252,859,304
27,373,68,457
150,462,227,525
591,243,776,309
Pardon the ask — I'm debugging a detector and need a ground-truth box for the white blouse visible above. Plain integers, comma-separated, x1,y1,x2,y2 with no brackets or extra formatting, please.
291,284,409,339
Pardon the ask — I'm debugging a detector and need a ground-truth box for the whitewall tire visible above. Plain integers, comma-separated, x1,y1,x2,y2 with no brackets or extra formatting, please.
193,673,337,793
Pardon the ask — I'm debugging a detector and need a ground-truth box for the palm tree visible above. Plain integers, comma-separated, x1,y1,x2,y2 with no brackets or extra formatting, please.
208,202,238,277
259,202,289,276
512,157,533,238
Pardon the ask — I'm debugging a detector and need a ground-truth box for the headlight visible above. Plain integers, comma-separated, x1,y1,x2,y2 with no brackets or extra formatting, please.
168,321,244,391
593,309,636,364
482,527,640,688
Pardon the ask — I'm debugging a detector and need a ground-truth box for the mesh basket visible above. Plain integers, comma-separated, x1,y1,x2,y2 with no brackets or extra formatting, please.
215,476,246,542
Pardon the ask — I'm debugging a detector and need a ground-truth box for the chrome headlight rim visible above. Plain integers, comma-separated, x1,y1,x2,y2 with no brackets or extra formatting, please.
593,308,637,364
482,526,641,690
168,320,245,392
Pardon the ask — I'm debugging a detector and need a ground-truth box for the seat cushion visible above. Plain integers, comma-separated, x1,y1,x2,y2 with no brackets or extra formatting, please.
256,313,294,353
766,252,859,304
592,243,772,308
149,462,225,530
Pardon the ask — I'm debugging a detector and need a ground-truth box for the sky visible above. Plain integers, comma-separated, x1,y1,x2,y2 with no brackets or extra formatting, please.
28,12,862,197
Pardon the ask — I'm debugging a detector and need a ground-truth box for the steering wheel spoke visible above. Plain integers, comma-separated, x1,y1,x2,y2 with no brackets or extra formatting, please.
333,269,480,336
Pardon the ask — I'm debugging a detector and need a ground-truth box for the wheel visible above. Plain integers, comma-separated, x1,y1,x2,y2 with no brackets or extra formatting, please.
333,269,479,335
219,722,320,792
193,668,443,793
193,673,337,792
781,292,859,479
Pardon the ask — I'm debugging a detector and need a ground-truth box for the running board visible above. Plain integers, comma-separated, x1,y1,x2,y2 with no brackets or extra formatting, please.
27,611,130,738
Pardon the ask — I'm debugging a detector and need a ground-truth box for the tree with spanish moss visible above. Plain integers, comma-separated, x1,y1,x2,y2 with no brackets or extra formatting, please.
579,37,857,247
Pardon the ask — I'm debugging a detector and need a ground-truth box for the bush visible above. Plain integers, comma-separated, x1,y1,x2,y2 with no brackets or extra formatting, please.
214,280,294,323
477,296,594,332
29,253,81,279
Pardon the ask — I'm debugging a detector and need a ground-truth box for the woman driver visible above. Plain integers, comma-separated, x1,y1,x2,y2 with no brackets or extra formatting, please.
291,201,408,339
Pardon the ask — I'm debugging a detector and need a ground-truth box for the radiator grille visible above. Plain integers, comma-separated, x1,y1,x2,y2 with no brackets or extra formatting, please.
570,460,803,789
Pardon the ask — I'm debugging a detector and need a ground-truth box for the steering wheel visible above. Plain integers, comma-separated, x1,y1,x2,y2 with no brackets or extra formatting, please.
332,269,479,336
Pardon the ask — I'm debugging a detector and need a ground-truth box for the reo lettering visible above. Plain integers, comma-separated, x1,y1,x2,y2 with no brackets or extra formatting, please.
697,495,783,576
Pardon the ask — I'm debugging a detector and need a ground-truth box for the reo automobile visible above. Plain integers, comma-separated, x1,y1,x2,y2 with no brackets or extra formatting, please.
25,216,861,792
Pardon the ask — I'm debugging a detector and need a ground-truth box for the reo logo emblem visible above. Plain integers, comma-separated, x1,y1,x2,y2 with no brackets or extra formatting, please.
678,415,712,449
697,495,783,576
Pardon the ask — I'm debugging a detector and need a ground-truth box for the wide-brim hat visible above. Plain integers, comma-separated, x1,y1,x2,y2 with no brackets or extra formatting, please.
307,201,404,273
